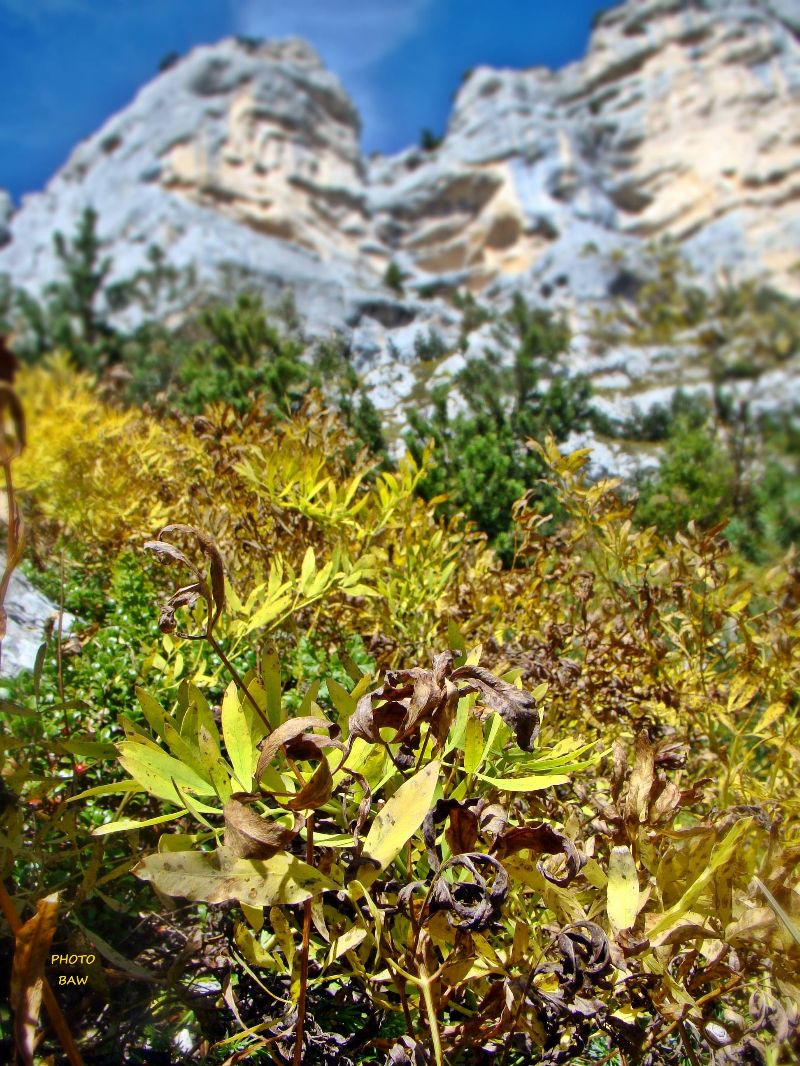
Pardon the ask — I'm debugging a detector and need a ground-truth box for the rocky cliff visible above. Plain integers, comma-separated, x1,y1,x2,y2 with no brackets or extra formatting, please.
0,0,798,432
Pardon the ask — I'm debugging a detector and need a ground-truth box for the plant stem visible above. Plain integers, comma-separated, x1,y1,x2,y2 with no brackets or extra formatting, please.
418,964,444,1066
293,813,314,1066
208,633,272,732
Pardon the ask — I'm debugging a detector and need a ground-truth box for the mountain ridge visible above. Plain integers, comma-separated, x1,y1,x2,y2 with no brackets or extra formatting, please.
0,0,798,455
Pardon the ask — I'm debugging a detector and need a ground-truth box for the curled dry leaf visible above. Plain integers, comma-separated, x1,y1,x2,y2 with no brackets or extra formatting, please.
255,715,332,781
451,664,540,751
478,803,509,841
423,798,481,871
346,651,540,761
143,524,226,639
492,823,586,887
429,853,509,932
387,1036,431,1065
0,382,26,464
534,921,611,1009
284,757,334,811
624,731,655,827
223,798,302,859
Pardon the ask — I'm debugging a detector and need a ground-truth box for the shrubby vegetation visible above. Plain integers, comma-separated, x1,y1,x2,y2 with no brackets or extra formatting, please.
406,297,591,563
584,240,800,561
0,212,799,1064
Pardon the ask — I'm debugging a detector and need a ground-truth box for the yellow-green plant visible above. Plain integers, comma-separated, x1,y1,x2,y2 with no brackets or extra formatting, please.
15,361,495,659
88,499,800,1064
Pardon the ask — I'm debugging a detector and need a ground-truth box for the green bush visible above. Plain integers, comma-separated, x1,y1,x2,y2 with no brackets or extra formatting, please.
635,416,736,535
175,292,309,415
413,327,449,362
382,261,406,296
406,296,591,562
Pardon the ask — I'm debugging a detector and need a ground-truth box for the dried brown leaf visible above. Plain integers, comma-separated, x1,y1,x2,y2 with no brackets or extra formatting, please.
492,823,586,886
10,893,60,1066
283,758,334,811
453,665,540,751
223,799,302,859
624,731,655,826
144,524,226,639
255,716,331,780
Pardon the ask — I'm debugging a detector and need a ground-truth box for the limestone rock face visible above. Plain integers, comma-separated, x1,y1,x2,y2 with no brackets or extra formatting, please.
2,0,798,315
0,37,385,335
0,0,797,439
370,0,800,294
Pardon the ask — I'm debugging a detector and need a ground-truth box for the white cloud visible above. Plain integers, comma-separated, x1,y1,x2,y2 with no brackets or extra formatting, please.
233,0,432,74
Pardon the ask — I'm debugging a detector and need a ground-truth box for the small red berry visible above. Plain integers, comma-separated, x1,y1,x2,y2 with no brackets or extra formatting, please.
74,763,88,775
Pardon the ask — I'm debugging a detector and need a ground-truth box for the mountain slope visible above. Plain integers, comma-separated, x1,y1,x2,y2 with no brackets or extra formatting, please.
0,0,798,443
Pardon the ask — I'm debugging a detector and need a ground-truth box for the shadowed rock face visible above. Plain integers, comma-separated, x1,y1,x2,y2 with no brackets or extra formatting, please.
0,0,797,470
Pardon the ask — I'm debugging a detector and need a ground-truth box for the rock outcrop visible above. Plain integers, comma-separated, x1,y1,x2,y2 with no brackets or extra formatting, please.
0,555,74,678
0,0,798,428
371,0,800,297
3,0,799,305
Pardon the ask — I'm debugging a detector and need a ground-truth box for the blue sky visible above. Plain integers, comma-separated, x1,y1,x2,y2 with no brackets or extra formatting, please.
0,0,619,203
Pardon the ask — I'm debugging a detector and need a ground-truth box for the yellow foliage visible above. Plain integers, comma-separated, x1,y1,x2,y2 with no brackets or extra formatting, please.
11,362,800,1060
15,354,204,549
15,362,494,657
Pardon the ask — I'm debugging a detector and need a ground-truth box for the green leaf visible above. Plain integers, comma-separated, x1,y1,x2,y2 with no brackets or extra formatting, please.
58,739,117,759
326,678,355,720
298,680,321,717
134,848,337,906
463,714,483,774
66,780,142,804
360,761,440,885
447,618,466,655
330,926,368,962
472,770,569,792
93,810,189,836
0,699,36,718
117,739,219,811
269,906,295,970
161,715,211,783
136,687,169,743
33,641,47,701
221,681,268,792
260,649,283,729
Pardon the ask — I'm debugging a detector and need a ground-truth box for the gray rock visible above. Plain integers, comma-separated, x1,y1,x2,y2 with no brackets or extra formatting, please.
0,558,74,679
0,189,11,248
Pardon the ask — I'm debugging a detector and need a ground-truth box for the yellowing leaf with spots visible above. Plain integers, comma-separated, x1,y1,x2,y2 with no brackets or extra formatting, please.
607,845,639,932
360,760,440,885
134,847,336,906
